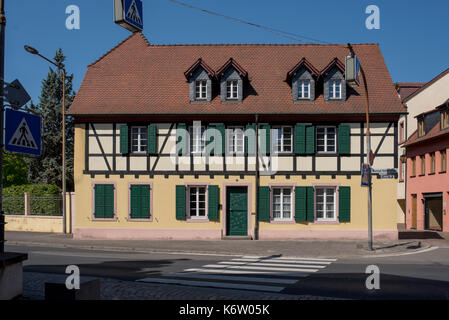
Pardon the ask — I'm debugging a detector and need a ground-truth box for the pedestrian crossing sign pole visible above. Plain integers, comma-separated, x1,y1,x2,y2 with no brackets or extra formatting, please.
4,108,42,156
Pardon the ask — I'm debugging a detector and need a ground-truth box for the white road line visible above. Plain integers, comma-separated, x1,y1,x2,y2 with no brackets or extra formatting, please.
242,255,337,262
231,258,333,264
136,277,285,292
219,261,326,268
203,264,319,273
165,273,298,284
183,268,310,277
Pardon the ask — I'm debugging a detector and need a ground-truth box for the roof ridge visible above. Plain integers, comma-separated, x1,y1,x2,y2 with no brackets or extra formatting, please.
88,32,149,67
146,43,378,47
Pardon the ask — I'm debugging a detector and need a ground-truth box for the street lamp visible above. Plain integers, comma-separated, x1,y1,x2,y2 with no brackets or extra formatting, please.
24,45,67,234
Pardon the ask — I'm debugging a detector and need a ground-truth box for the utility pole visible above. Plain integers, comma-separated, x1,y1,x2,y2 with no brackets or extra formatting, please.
0,0,6,253
254,114,259,240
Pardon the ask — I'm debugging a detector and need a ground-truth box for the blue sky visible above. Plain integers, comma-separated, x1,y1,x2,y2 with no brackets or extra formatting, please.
5,0,449,104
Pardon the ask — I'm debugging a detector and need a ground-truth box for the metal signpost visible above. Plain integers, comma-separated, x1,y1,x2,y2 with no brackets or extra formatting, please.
114,0,143,32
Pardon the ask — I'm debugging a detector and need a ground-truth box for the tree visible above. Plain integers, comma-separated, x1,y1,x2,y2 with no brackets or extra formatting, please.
26,49,75,191
2,153,28,187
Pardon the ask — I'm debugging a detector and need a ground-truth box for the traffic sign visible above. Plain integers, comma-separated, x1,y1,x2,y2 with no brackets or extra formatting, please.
114,0,143,32
361,163,371,187
4,79,31,108
345,55,361,87
5,109,42,156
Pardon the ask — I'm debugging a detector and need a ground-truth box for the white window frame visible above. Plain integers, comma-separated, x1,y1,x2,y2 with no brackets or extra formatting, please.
189,126,206,154
273,126,293,153
195,80,207,100
227,126,245,155
188,186,207,219
315,187,336,221
226,80,238,100
316,126,337,154
271,187,293,221
131,126,147,154
298,80,310,99
329,80,342,99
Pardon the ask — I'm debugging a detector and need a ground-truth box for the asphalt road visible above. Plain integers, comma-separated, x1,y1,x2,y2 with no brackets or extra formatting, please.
7,244,449,299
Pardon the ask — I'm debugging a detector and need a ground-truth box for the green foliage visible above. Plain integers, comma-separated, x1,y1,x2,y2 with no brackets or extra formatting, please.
3,184,61,216
25,48,75,191
2,153,28,187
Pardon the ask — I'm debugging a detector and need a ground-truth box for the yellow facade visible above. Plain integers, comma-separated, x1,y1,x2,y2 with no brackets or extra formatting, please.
73,124,399,240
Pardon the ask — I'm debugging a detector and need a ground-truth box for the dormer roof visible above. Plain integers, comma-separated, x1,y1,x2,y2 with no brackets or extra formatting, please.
184,58,215,80
286,58,320,81
216,58,248,78
321,58,346,77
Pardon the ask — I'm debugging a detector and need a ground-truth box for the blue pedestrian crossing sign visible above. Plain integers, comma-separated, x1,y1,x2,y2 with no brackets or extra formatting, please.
114,0,143,32
5,109,42,156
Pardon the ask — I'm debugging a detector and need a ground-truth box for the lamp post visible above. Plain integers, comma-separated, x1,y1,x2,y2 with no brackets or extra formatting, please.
0,0,6,253
24,45,67,234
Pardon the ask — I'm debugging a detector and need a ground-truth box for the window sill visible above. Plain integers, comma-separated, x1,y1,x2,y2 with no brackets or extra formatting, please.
399,179,404,183
428,172,435,175
270,220,295,224
127,217,152,222
439,171,446,174
312,220,339,225
418,174,425,177
410,175,416,178
92,217,117,221
186,218,210,223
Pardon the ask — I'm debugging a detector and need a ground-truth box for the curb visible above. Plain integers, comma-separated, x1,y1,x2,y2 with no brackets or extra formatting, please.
6,239,435,259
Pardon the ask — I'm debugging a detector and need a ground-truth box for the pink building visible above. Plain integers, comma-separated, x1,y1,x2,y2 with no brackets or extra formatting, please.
403,101,449,231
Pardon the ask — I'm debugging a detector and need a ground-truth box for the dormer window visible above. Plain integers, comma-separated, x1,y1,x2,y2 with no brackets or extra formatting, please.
418,118,425,137
184,58,215,103
298,80,310,99
226,80,238,100
216,58,248,103
195,80,207,100
287,58,319,102
329,80,342,99
322,58,346,102
441,109,449,130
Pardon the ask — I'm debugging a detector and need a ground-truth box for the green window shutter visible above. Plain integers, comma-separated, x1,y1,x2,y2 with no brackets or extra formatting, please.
245,124,256,155
258,186,270,222
208,185,219,220
216,124,226,155
339,186,351,222
260,124,271,154
140,185,151,219
294,124,306,154
177,124,187,156
94,184,105,218
119,125,129,155
104,185,115,218
176,185,186,220
130,185,141,218
305,125,315,154
306,187,314,221
294,186,307,221
148,124,157,154
206,125,216,156
338,124,351,155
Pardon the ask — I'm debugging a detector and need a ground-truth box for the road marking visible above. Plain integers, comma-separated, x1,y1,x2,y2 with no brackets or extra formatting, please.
183,268,310,277
165,273,298,284
202,264,319,273
219,261,326,268
242,255,337,262
136,277,285,292
232,258,333,264
363,246,440,258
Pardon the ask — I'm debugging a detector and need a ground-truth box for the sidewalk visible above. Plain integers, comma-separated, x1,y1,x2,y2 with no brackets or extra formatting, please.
6,231,448,258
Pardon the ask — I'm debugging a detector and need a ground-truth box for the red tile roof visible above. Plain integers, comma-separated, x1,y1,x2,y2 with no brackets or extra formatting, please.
68,33,405,116
402,124,449,148
395,82,425,102
402,67,449,103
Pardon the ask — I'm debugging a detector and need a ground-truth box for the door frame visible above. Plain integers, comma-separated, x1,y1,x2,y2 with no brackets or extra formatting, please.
423,193,443,231
222,183,253,238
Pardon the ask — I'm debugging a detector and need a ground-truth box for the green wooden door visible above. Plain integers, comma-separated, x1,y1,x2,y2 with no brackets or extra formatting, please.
226,187,248,236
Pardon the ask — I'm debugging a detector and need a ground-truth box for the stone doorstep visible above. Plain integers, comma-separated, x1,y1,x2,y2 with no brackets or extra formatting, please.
0,252,28,268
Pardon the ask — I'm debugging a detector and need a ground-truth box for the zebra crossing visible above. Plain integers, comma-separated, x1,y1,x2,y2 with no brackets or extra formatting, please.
136,255,337,293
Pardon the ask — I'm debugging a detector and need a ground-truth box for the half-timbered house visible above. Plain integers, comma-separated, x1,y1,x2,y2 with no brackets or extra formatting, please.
68,33,405,240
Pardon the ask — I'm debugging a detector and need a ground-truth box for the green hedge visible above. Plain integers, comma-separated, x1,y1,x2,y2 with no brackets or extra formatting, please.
3,184,61,216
